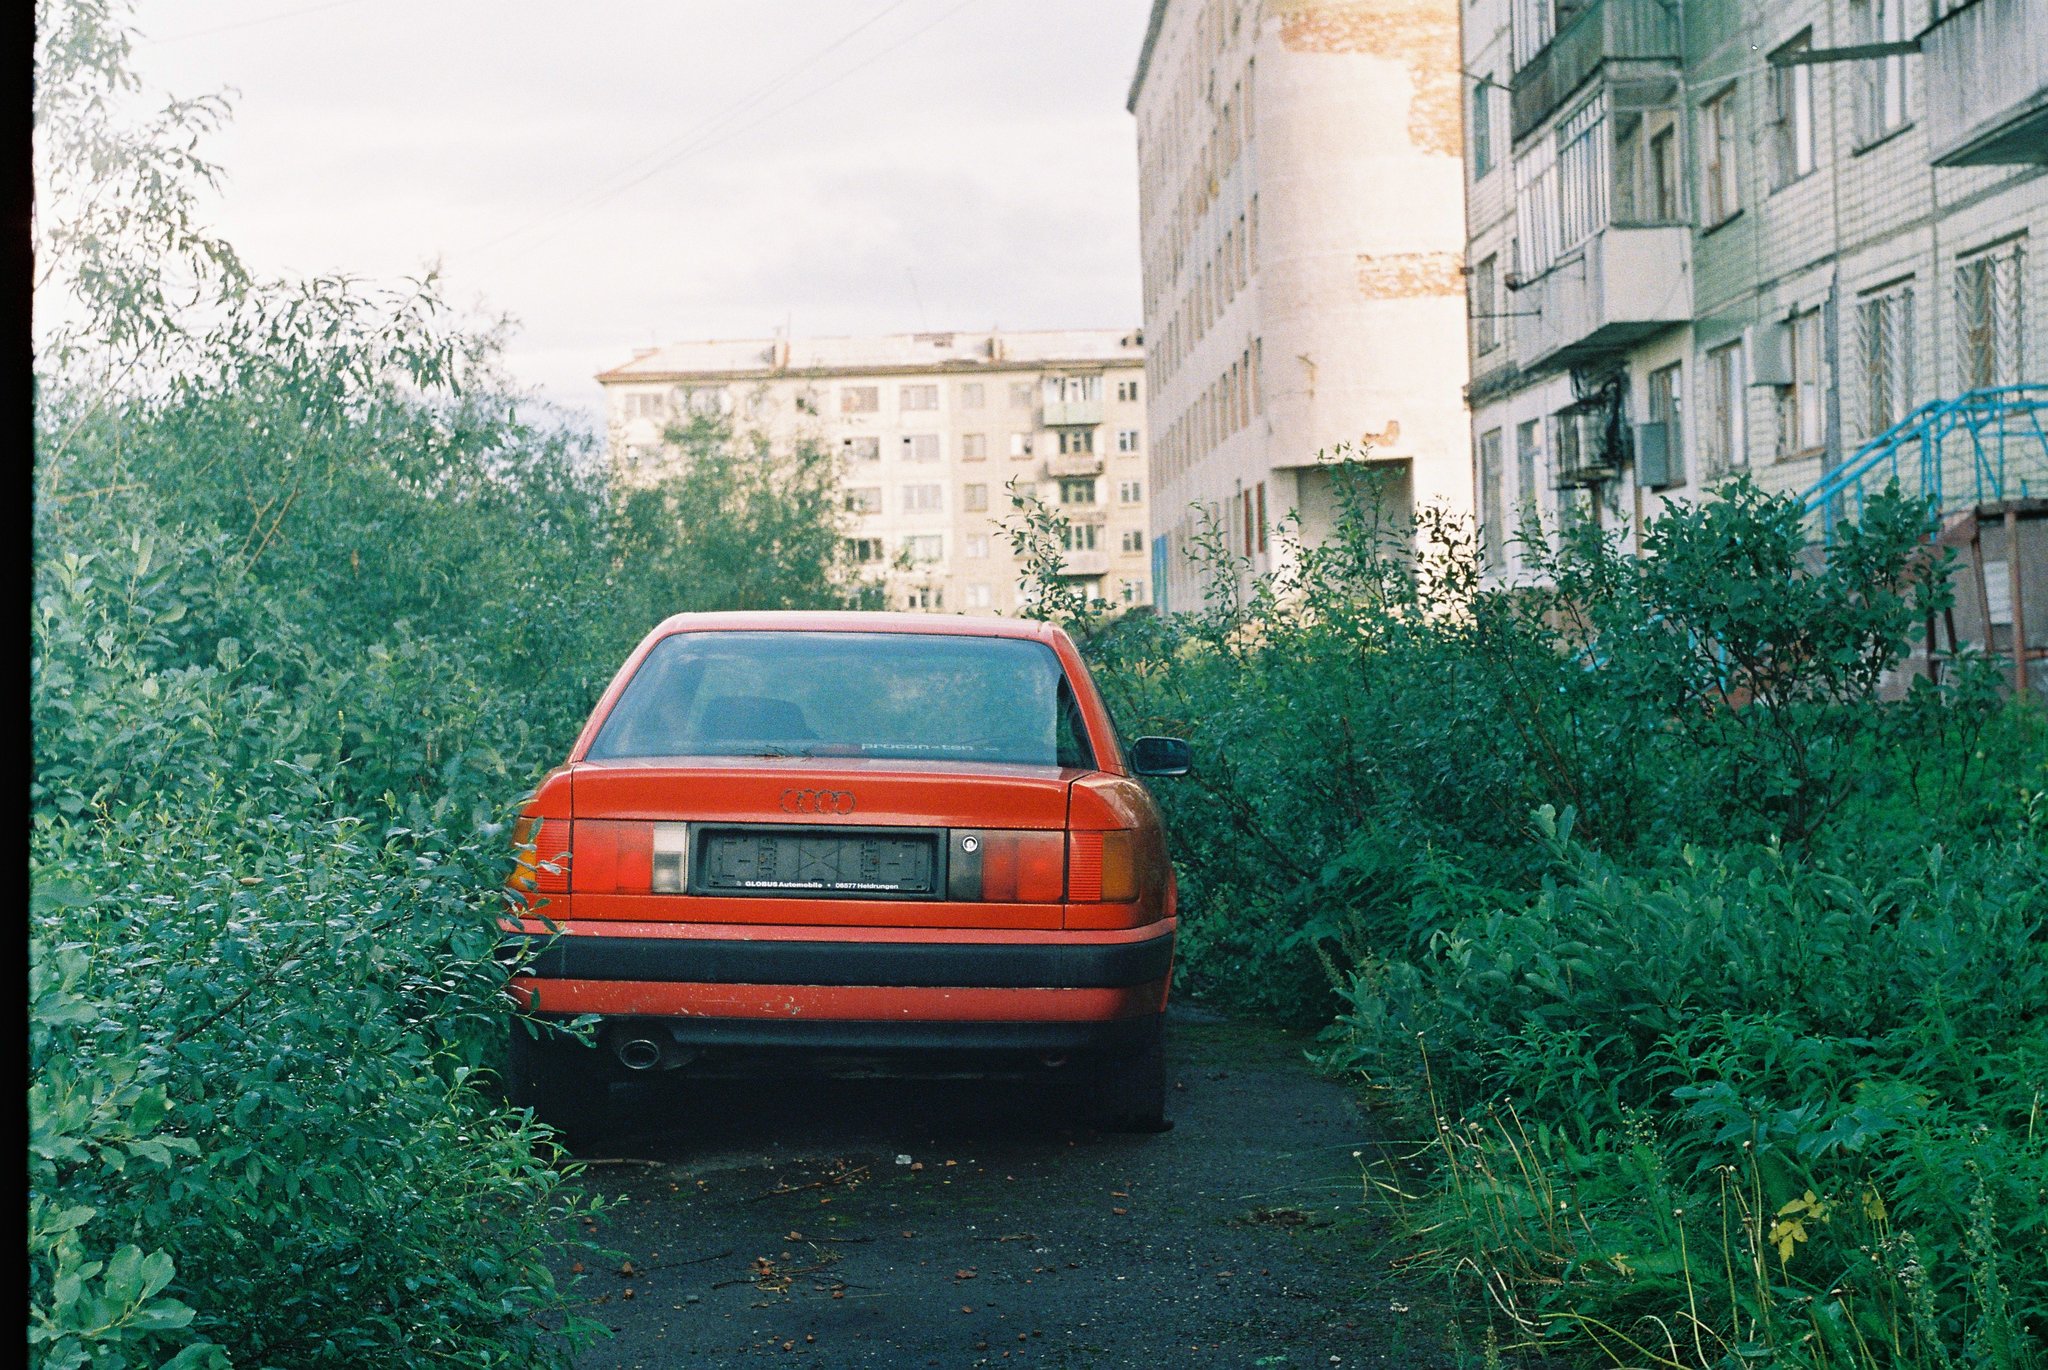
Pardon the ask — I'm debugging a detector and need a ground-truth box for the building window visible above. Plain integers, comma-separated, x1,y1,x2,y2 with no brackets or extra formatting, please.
1472,76,1494,176
1119,579,1142,605
905,534,943,563
1955,241,2026,389
1776,310,1825,456
1009,432,1035,458
900,383,939,411
1614,108,1682,224
1647,362,1685,489
902,434,940,462
1116,428,1140,453
1515,418,1543,511
902,483,943,513
1063,524,1101,552
841,435,881,463
963,483,989,512
841,385,879,414
1059,478,1097,505
1701,85,1740,227
1648,124,1679,222
960,432,987,460
625,391,666,420
1057,428,1096,455
1122,529,1146,553
1770,33,1817,188
1479,428,1505,573
1859,283,1916,438
1116,378,1140,402
1702,340,1747,477
845,486,882,514
1044,374,1104,404
1255,481,1267,553
959,382,985,409
964,583,992,609
1473,253,1500,354
1853,0,1911,146
904,584,943,610
682,387,732,417
846,537,884,564
965,533,990,558
1009,382,1035,408
1118,479,1143,504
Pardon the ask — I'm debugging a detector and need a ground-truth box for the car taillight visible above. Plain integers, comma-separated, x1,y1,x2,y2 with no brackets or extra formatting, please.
570,820,688,893
508,816,571,897
1067,830,1138,902
947,830,1064,902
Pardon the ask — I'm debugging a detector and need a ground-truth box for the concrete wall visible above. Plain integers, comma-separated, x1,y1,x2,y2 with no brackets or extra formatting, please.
1132,0,1472,613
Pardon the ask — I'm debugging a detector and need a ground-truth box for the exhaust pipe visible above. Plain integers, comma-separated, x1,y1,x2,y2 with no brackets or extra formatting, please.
616,1036,664,1071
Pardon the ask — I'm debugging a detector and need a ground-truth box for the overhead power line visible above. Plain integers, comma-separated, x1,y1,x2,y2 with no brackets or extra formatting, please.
475,0,983,262
467,0,933,258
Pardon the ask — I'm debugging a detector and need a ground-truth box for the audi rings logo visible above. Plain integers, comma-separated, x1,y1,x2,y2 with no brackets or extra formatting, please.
780,788,855,815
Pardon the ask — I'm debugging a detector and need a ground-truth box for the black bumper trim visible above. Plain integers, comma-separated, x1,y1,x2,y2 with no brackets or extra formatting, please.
504,930,1174,989
546,1014,1159,1057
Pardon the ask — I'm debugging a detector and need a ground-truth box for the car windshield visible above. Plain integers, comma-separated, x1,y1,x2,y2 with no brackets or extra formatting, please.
586,631,1096,768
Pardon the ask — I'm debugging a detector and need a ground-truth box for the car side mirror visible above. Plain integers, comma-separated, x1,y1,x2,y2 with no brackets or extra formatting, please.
1129,736,1192,777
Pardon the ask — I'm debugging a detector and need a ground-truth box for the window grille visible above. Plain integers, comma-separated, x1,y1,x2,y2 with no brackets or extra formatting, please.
1955,243,2026,389
1858,287,1915,438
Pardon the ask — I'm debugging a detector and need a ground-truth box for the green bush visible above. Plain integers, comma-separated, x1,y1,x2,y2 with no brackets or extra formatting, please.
31,4,876,1362
1033,463,2048,1366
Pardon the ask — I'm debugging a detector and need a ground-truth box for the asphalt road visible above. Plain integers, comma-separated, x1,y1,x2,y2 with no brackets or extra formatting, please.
559,1007,1473,1369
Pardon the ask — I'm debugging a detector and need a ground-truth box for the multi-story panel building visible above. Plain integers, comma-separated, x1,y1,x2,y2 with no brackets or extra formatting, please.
1128,0,1473,612
1463,0,2047,579
596,330,1152,615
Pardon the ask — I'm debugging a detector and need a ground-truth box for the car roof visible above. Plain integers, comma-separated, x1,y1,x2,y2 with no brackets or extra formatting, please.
648,610,1062,644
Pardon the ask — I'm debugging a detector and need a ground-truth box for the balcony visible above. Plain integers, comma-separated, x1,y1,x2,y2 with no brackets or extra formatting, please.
1041,399,1103,427
1922,0,2048,166
1512,0,1679,142
1046,452,1105,478
1061,505,1109,526
1053,549,1111,578
1511,224,1691,373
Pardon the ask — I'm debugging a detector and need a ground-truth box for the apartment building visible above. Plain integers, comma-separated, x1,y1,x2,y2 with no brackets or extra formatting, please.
1462,0,2047,578
596,330,1152,615
1128,0,1473,612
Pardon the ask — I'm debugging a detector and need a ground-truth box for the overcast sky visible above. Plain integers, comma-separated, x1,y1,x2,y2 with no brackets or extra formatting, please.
128,0,1154,423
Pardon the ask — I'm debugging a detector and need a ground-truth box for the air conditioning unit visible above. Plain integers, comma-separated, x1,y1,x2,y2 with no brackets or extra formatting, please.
1745,321,1792,386
1636,421,1679,489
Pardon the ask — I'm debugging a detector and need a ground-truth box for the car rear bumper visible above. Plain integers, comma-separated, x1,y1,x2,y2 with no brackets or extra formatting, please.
498,920,1175,1044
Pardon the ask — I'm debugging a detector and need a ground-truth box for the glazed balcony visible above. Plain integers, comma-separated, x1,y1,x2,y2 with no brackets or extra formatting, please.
1511,223,1691,373
1511,0,1679,141
1923,0,2048,166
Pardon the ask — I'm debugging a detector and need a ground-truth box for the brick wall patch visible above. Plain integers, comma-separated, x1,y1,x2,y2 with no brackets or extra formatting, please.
1357,250,1465,298
1275,0,1460,157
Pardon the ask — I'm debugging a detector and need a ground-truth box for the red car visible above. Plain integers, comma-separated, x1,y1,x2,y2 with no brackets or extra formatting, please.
501,611,1189,1137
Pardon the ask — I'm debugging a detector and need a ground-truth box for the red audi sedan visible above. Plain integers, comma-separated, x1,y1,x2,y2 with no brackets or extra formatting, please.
501,612,1189,1139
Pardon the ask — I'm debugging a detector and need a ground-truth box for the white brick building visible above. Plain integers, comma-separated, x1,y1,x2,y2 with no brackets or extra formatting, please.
1462,0,2046,577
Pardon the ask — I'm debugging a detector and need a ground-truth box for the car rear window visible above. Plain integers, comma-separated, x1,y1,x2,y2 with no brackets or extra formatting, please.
586,631,1096,768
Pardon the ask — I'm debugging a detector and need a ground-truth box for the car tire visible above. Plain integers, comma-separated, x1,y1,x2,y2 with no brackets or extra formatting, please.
1088,1014,1172,1133
507,1023,611,1147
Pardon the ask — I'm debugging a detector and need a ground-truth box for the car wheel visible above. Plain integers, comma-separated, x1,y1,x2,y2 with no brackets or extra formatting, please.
507,1023,611,1147
1088,1014,1172,1133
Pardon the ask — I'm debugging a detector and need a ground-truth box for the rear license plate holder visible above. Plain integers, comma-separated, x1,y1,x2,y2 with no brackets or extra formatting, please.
692,825,941,899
